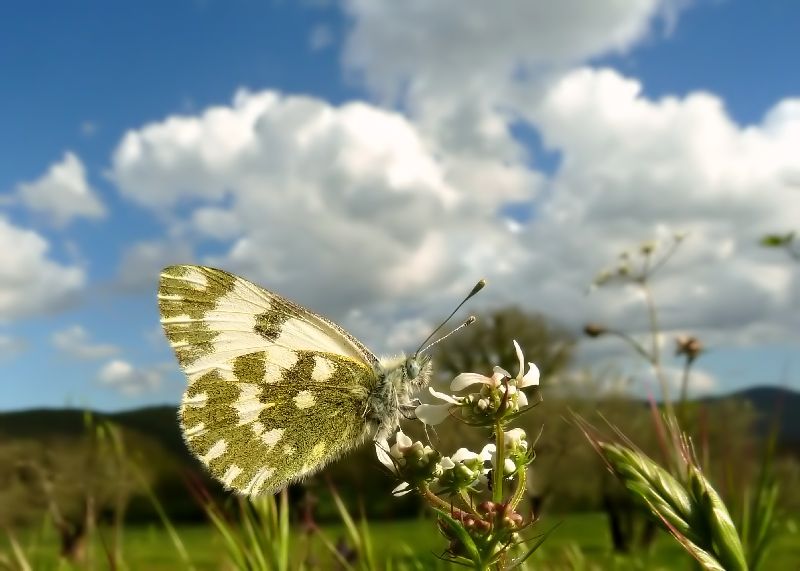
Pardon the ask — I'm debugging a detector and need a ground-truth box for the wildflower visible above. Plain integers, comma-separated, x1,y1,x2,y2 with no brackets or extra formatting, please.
375,429,441,495
640,240,656,255
675,335,703,362
433,445,493,495
592,268,612,287
415,340,539,425
414,388,464,425
489,428,529,477
583,322,607,338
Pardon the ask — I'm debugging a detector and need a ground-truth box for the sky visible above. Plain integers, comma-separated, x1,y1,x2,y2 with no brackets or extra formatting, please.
1,0,799,411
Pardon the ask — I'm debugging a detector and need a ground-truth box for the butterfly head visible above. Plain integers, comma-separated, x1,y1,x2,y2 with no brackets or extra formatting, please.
405,352,432,388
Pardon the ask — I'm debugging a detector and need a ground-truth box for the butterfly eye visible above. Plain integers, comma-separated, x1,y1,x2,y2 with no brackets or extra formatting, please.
405,358,421,380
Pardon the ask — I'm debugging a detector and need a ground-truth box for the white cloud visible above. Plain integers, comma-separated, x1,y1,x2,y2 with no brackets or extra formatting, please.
16,152,105,226
342,0,687,102
512,67,800,344
110,90,528,341
97,359,163,395
105,68,800,371
0,335,26,360
0,216,85,320
340,0,690,179
52,325,119,360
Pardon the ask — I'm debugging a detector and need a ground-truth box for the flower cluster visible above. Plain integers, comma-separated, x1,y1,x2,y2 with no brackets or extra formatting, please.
375,430,441,495
375,339,542,568
415,340,539,426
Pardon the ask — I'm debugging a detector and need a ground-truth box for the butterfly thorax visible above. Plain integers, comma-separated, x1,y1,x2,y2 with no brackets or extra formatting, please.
368,354,432,439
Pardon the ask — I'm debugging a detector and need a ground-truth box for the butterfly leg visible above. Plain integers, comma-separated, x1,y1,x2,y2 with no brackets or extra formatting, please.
399,399,421,420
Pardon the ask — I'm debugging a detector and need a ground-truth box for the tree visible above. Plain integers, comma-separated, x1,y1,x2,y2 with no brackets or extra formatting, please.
432,306,575,382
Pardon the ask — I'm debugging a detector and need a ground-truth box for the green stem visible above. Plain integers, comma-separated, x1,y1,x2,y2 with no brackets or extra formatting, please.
508,466,527,513
460,490,482,518
419,484,473,521
678,356,694,424
641,280,675,419
608,330,652,362
493,421,505,504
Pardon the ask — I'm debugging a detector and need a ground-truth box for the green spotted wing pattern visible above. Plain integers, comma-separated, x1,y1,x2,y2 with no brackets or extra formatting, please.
158,265,380,496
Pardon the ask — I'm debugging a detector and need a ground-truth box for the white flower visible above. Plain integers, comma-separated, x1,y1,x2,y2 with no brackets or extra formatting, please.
450,340,539,392
504,427,528,451
415,387,462,425
451,367,507,392
512,340,540,388
415,340,540,425
375,429,412,473
433,446,493,494
487,428,529,477
375,429,440,494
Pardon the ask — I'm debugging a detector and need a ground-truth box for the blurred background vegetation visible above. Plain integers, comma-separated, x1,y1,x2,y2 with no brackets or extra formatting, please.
1,306,798,569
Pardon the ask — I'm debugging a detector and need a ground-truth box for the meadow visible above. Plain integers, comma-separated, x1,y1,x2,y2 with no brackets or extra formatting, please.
3,240,799,570
4,512,799,570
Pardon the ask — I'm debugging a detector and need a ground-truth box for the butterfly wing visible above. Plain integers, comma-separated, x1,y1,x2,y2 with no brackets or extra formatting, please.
158,265,379,496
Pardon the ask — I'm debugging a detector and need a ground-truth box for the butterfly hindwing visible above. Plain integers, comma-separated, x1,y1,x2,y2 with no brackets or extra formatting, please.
158,265,380,496
179,351,375,495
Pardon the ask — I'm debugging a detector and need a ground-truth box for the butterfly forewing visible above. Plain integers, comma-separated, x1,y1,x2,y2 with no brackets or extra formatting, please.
158,265,379,496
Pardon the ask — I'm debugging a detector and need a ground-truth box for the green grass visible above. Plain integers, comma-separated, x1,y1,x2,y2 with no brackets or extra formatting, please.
3,512,798,569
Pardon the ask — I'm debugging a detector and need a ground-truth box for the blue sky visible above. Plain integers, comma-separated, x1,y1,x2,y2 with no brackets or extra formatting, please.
1,0,799,411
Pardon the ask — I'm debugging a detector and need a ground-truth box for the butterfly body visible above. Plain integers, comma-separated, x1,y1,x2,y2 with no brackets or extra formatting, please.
158,265,431,496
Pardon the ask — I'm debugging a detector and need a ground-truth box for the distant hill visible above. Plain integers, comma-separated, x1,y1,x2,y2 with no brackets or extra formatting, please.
2,385,798,457
702,386,800,452
0,386,797,522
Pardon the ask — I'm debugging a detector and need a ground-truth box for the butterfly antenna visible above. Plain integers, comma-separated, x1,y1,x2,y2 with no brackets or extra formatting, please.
419,316,476,356
414,279,486,356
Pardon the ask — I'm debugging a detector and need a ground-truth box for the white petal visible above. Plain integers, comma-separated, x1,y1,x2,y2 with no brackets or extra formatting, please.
392,482,412,495
415,403,452,425
520,362,540,387
396,430,412,448
451,448,478,463
428,386,461,404
504,428,526,447
451,373,491,392
439,457,455,470
492,366,511,381
503,458,516,474
517,391,528,408
513,340,524,378
479,443,496,461
374,438,393,470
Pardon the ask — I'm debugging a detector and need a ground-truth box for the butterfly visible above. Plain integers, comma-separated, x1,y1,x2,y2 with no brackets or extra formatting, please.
158,265,472,497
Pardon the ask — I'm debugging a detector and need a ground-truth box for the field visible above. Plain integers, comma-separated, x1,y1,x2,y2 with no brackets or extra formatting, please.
5,512,799,570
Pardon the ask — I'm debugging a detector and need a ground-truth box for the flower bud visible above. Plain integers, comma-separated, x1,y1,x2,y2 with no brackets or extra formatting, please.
583,323,607,338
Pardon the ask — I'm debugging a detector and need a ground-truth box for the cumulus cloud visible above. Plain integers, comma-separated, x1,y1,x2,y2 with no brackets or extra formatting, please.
101,3,799,392
106,65,800,368
341,0,690,182
110,90,527,342
52,325,119,360
0,216,85,320
16,152,105,226
342,0,687,102
513,67,800,344
97,359,163,395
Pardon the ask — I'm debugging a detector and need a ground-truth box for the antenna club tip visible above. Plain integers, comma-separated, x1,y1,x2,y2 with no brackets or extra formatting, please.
465,315,477,325
470,279,487,296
